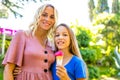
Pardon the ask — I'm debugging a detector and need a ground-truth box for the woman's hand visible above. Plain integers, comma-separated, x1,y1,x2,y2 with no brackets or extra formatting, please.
56,65,71,80
4,63,15,80
13,66,21,77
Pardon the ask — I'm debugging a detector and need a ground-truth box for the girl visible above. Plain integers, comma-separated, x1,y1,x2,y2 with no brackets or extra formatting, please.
52,23,87,80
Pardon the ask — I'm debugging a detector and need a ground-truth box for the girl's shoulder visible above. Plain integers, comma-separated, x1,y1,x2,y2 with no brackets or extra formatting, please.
72,55,84,63
72,55,82,60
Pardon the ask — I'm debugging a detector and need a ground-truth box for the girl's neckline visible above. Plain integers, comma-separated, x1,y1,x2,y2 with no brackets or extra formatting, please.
63,55,74,66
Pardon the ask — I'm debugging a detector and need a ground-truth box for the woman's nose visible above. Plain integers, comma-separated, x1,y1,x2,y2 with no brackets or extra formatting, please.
45,16,51,21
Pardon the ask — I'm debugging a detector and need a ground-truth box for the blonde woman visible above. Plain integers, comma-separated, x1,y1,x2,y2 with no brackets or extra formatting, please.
2,4,58,80
52,23,88,80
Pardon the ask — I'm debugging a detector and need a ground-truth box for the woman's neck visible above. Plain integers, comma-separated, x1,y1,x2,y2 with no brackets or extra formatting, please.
35,29,48,48
35,28,48,37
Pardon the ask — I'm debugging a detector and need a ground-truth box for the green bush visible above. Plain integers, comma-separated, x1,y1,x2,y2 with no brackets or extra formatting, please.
81,48,97,64
99,66,117,77
88,65,100,80
76,28,91,48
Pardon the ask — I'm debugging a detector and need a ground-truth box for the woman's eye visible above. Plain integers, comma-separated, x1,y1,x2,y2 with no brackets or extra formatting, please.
50,15,55,19
42,13,47,17
42,13,54,19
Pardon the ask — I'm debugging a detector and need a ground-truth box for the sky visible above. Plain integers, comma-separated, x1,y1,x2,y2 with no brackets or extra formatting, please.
0,0,90,30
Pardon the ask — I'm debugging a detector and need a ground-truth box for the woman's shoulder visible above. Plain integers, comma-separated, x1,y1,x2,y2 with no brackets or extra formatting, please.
15,30,25,35
15,30,30,37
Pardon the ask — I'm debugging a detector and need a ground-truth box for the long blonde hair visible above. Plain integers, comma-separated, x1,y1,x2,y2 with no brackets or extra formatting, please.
26,4,58,39
54,23,89,80
54,23,82,58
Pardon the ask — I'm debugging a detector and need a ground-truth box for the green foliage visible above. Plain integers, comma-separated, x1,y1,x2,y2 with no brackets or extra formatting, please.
0,39,2,48
96,0,109,13
81,48,97,64
1,0,23,18
0,34,11,80
90,45,103,59
70,24,92,48
76,30,91,47
87,0,120,79
93,12,114,26
1,0,49,18
93,13,120,26
71,24,95,47
0,54,4,80
0,54,5,68
112,0,119,13
88,65,100,80
88,0,109,22
0,9,8,18
99,66,117,77
113,46,120,77
4,39,10,52
109,67,118,77
88,0,95,21
102,54,114,67
93,13,120,53
0,34,11,54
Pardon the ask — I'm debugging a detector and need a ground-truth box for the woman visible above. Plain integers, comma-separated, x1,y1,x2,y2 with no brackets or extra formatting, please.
52,23,87,80
2,4,58,80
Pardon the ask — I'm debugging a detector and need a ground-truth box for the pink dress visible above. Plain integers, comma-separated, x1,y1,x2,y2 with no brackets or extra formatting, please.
2,30,55,80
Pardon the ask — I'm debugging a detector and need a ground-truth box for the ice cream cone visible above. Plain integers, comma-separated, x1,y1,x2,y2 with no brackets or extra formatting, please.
55,51,64,65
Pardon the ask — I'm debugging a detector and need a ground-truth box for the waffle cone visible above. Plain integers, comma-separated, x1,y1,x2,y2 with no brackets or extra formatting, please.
56,56,63,65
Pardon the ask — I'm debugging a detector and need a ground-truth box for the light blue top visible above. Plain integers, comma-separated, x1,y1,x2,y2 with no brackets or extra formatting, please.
51,55,86,80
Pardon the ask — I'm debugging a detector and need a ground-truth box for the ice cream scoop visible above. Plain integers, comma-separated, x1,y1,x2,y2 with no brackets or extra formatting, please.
55,51,64,65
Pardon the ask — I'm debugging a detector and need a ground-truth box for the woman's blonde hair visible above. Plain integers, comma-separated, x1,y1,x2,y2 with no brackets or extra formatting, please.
26,4,58,38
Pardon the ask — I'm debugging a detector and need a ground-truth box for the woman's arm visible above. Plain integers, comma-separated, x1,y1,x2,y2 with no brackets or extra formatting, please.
3,63,15,80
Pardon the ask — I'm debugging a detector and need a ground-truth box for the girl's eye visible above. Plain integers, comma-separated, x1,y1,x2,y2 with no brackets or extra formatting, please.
63,34,68,36
55,34,59,37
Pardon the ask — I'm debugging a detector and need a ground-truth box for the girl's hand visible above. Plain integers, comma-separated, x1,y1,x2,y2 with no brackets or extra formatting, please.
13,66,21,77
56,65,71,80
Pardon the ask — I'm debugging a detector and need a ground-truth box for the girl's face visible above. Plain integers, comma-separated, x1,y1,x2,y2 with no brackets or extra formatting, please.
54,26,70,50
38,6,55,30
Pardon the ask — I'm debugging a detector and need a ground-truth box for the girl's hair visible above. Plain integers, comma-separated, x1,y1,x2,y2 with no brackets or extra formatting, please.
26,4,58,38
54,23,89,80
54,23,82,58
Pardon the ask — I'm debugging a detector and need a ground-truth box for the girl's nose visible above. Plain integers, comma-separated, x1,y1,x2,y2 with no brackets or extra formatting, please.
58,35,63,39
